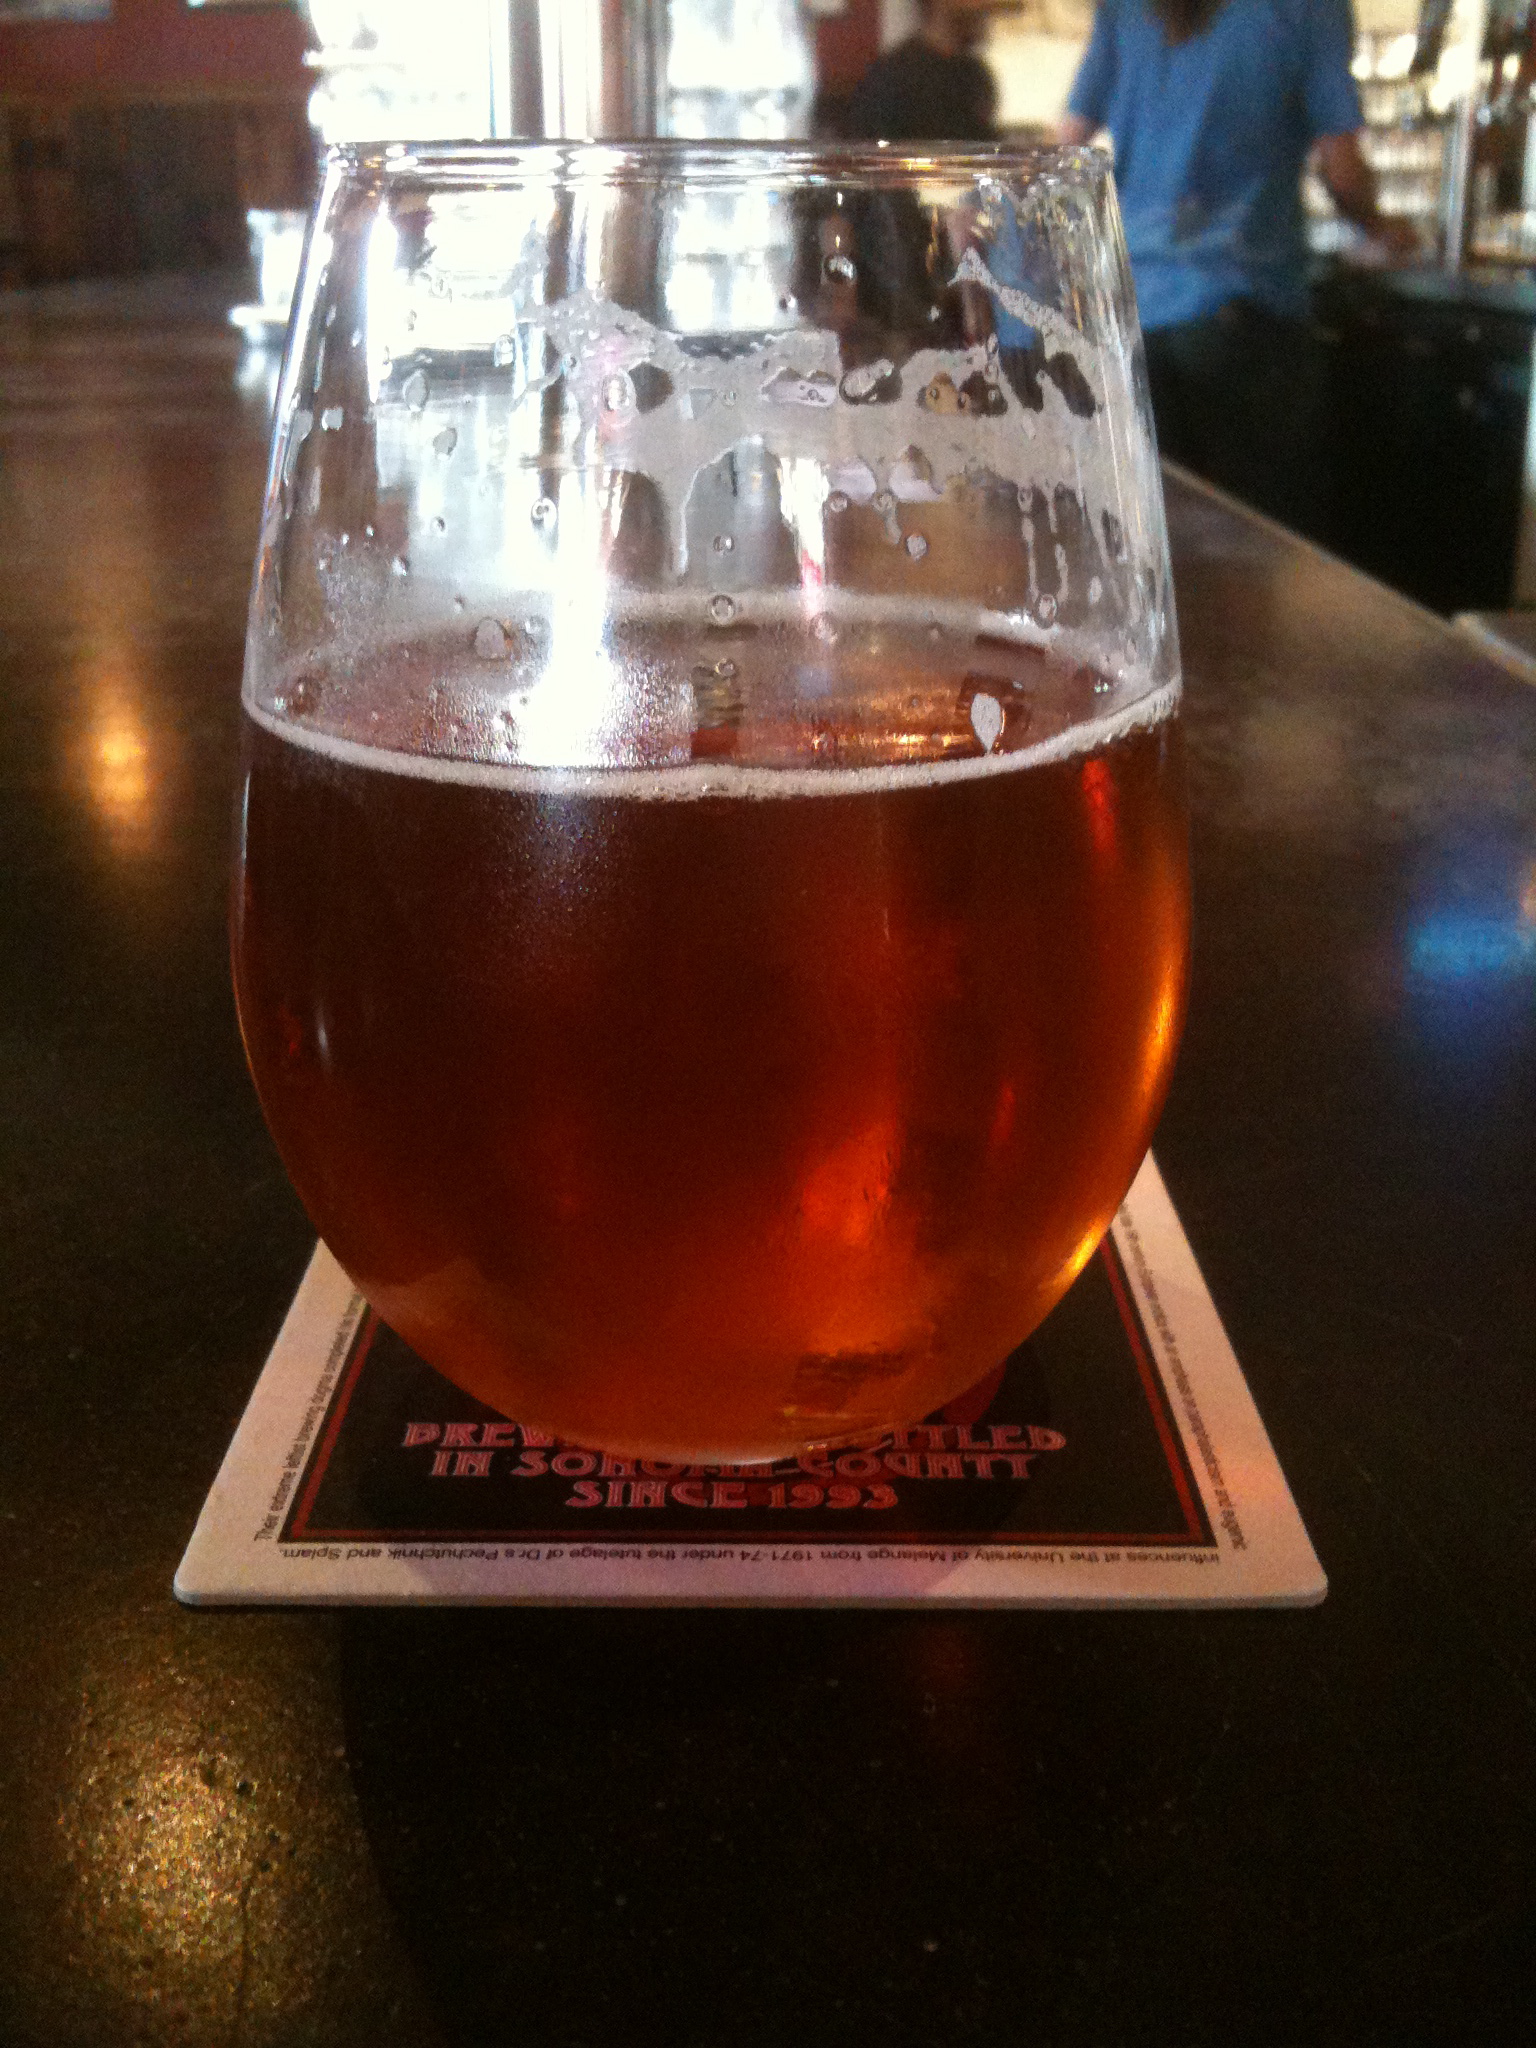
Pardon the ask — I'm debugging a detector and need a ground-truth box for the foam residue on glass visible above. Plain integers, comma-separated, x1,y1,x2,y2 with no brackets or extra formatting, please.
247,153,1176,779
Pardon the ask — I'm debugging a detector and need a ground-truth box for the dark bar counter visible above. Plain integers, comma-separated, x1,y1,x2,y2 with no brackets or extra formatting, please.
1312,258,1536,613
1,283,1531,2048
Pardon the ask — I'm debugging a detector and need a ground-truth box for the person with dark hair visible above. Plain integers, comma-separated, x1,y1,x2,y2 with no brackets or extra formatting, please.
845,0,999,143
823,5,1000,354
1060,0,1411,531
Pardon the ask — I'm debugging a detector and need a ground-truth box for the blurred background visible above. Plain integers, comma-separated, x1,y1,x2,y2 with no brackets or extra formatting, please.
3,0,1535,618
1,0,1524,282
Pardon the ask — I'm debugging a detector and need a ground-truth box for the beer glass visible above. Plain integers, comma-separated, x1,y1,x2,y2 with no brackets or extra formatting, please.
233,142,1188,1461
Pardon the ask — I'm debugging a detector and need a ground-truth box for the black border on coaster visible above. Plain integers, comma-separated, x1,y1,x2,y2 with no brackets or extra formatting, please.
279,1234,1214,1552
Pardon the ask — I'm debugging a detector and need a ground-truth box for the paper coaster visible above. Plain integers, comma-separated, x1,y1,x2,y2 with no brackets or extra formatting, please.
176,1155,1324,1608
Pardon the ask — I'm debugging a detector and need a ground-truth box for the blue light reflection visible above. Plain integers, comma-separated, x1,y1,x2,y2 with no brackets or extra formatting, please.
1408,913,1536,984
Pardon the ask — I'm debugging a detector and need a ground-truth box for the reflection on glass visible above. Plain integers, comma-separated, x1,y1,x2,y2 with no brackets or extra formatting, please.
658,4,812,334
664,184,793,333
236,341,285,424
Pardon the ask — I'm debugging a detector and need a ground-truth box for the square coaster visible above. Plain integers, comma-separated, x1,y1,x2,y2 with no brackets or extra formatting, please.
176,1155,1324,1607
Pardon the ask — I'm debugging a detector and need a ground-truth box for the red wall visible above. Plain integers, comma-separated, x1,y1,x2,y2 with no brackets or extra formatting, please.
0,0,873,103
814,0,882,91
0,0,311,99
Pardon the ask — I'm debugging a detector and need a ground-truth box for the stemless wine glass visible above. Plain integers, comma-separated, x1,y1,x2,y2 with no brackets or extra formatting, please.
232,141,1189,1462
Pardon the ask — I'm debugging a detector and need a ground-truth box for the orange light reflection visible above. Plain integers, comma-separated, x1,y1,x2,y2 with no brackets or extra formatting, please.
85,673,156,844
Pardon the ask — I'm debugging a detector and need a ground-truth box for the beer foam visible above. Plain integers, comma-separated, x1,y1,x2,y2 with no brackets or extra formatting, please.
246,675,1181,800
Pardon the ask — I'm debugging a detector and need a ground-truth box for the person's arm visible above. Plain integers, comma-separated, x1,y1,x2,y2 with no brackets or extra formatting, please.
1314,131,1419,256
1058,3,1116,149
1302,0,1415,256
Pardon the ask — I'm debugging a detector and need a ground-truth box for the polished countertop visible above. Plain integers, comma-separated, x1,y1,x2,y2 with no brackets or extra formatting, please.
0,282,1532,2048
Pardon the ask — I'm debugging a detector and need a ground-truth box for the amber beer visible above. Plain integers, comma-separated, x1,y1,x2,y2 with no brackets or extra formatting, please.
233,636,1188,1460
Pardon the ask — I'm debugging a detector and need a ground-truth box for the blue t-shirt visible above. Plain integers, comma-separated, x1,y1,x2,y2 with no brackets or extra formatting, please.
1068,0,1362,329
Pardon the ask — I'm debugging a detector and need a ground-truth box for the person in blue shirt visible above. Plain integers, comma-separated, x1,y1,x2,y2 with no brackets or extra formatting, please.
1060,0,1410,530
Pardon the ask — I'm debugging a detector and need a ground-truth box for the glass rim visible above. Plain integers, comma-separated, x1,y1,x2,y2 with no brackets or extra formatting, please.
331,137,1108,193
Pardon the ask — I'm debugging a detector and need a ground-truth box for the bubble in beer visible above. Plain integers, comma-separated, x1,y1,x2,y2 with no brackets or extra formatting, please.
391,555,409,577
812,614,838,644
320,407,344,432
364,524,375,540
602,371,636,413
970,691,1004,753
713,535,734,554
824,253,856,282
288,673,323,719
905,533,929,560
402,371,429,412
714,658,738,679
874,491,895,514
1035,593,1058,625
474,617,509,661
433,426,458,457
531,498,556,527
827,491,849,515
708,594,737,626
